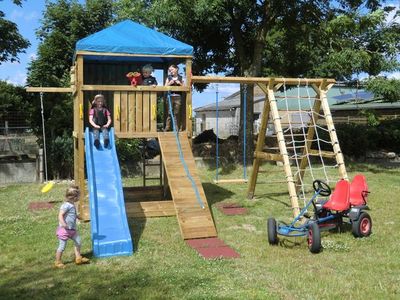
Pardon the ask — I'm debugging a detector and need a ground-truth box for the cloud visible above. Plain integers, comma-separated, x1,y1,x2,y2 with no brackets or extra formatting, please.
5,72,27,86
9,9,39,22
388,71,400,79
29,53,37,61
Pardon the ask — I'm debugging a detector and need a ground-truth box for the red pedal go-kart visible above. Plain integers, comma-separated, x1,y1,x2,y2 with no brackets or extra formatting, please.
267,174,372,253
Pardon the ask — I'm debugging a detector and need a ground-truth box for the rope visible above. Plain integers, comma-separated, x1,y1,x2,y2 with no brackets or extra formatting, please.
167,92,205,209
305,80,330,184
282,80,307,205
40,90,48,181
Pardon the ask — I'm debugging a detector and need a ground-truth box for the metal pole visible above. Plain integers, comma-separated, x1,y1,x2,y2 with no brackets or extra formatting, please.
243,84,247,180
215,84,219,182
40,91,48,181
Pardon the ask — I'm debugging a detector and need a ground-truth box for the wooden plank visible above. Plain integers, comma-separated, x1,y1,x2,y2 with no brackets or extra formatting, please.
128,92,136,132
191,76,335,85
26,87,73,93
308,149,336,158
150,92,157,132
113,92,121,133
143,92,150,132
136,92,143,132
82,85,188,92
254,151,283,161
214,179,248,184
120,92,128,132
115,132,159,139
125,201,176,218
158,132,217,239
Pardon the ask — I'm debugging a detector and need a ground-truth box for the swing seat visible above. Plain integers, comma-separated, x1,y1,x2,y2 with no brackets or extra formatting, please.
349,174,369,206
323,179,350,212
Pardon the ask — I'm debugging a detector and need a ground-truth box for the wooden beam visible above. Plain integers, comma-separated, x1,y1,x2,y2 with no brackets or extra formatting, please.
115,132,160,139
213,179,248,184
265,81,301,216
26,87,73,93
254,151,283,161
192,76,335,85
247,83,272,199
319,86,348,180
81,85,188,92
308,149,336,158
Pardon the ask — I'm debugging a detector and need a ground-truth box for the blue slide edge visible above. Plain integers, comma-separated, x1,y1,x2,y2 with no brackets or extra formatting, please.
84,127,133,257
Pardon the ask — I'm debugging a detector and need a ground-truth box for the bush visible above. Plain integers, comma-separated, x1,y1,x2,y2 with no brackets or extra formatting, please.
335,119,400,158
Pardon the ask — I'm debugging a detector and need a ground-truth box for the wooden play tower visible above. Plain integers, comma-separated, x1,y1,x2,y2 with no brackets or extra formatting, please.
27,20,348,240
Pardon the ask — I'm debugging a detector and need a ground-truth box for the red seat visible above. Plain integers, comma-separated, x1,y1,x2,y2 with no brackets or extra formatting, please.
349,174,368,206
323,179,350,211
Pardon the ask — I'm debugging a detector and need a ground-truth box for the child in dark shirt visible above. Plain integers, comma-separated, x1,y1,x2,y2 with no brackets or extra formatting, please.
141,64,158,86
88,94,112,148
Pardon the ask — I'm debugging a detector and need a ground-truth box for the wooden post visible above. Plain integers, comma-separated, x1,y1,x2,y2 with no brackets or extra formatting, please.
185,58,193,138
267,80,301,217
247,83,271,199
75,55,89,220
318,82,348,180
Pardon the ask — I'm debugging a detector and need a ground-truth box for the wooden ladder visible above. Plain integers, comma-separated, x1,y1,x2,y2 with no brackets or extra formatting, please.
158,132,217,239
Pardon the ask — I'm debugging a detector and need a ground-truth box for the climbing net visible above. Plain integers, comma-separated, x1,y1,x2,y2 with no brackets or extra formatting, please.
271,79,341,205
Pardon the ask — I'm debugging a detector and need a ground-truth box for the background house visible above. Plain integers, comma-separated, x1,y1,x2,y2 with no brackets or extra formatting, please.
194,84,400,138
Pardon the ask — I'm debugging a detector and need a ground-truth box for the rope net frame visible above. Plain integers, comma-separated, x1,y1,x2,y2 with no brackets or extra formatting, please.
248,79,348,216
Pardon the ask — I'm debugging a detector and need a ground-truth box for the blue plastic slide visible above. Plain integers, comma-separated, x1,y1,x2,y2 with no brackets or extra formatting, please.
84,127,133,257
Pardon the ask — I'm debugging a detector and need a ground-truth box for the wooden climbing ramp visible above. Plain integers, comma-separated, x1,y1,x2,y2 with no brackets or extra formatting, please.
158,132,217,240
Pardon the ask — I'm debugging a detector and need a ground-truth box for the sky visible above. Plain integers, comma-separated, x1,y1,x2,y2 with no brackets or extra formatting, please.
0,0,398,109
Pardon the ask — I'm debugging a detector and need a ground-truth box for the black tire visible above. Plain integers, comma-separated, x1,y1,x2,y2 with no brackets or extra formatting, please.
267,218,279,245
307,222,322,253
352,212,372,238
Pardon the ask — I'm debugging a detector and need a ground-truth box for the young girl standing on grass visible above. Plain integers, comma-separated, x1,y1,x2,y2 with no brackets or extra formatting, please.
55,186,89,268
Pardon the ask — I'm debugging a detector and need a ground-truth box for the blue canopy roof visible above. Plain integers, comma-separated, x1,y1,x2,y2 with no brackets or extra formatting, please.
75,20,193,61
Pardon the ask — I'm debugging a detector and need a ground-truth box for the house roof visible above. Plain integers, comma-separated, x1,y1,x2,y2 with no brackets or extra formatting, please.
194,85,400,113
75,20,193,62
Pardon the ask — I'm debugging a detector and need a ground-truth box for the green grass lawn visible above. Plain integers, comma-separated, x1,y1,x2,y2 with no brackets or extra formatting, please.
1,163,399,299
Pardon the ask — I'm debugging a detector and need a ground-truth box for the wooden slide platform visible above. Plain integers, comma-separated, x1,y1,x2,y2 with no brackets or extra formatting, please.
158,132,217,240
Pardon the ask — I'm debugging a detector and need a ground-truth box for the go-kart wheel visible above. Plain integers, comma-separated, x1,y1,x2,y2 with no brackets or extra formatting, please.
352,212,372,238
307,222,321,253
312,180,331,196
267,218,279,245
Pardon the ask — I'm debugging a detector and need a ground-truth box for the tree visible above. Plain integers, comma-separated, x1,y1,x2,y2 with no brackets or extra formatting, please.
365,77,400,102
113,0,399,162
0,0,30,64
27,0,114,178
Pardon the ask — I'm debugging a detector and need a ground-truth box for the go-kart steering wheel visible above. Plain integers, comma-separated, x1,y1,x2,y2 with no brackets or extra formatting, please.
313,180,331,196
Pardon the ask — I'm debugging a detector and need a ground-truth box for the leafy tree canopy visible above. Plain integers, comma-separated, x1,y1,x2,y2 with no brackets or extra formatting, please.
0,0,30,64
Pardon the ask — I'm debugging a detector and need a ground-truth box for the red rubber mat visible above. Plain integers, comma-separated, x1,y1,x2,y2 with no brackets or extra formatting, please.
186,237,240,259
28,202,54,211
217,203,247,215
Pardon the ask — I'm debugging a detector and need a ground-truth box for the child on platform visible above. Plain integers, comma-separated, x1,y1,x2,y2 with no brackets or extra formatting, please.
55,185,89,268
89,94,112,148
164,64,184,131
141,64,158,86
